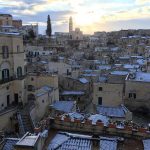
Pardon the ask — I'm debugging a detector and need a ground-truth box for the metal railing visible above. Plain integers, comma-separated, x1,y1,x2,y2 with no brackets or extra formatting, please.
0,75,26,84
17,112,25,136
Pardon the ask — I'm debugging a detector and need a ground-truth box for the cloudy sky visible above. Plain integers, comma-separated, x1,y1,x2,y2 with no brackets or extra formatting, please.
0,0,150,34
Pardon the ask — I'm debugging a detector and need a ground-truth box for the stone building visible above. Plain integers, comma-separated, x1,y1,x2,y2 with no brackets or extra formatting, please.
93,80,124,107
0,32,26,129
0,14,13,26
124,72,150,113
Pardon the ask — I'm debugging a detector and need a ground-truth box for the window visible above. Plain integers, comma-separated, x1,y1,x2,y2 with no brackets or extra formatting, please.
2,46,9,59
129,93,136,99
7,95,10,106
2,69,9,80
28,85,35,91
98,97,102,105
17,67,22,78
99,87,103,91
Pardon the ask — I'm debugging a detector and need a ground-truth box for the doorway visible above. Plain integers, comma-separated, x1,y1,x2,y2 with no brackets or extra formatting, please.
7,95,10,106
14,93,19,104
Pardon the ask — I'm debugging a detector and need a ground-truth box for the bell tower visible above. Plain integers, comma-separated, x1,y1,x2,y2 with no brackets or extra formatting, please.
69,16,73,33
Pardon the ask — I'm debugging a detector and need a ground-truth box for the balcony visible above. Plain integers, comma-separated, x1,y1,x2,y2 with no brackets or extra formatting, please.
0,103,18,116
27,85,35,92
0,75,26,84
0,76,14,84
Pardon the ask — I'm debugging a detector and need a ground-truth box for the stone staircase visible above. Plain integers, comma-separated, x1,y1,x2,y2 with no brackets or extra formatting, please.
17,104,34,136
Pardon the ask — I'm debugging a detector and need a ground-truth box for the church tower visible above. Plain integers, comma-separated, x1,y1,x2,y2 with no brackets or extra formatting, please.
69,16,73,33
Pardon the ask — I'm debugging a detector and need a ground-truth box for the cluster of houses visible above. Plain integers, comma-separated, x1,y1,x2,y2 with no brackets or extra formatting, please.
0,14,150,150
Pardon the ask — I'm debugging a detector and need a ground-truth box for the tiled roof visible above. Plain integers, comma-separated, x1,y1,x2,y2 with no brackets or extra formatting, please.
2,138,19,150
48,132,92,150
61,91,85,96
100,137,117,150
97,105,126,118
143,139,150,150
50,101,75,113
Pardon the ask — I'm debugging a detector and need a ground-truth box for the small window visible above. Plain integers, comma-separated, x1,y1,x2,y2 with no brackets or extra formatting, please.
2,46,9,59
2,69,9,80
129,93,132,98
42,100,44,103
129,93,136,99
31,77,34,81
133,93,136,99
1,104,4,107
99,87,103,91
17,67,22,77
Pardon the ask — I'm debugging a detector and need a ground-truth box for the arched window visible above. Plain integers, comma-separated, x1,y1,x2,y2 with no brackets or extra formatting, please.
17,67,22,78
2,46,9,59
2,69,9,80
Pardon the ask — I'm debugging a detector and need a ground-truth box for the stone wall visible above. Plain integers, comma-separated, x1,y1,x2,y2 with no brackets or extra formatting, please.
49,117,150,139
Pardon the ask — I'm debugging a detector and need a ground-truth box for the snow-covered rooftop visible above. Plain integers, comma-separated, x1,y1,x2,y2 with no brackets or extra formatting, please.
88,114,109,126
3,138,20,150
136,59,146,65
83,74,97,77
119,56,130,59
61,90,85,96
79,78,89,84
40,61,48,64
48,133,70,149
143,139,150,150
97,105,127,118
99,76,108,82
36,86,52,97
131,56,143,59
48,132,92,150
123,64,139,69
50,101,75,113
110,71,129,76
128,72,150,82
16,134,40,147
100,137,117,150
98,65,111,70
68,112,84,120
0,32,20,36
111,47,119,51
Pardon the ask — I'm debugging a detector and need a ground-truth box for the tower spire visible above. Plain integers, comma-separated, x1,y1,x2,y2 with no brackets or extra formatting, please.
69,16,73,33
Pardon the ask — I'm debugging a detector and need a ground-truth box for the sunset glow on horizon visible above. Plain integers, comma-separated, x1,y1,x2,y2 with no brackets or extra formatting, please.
0,0,150,34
